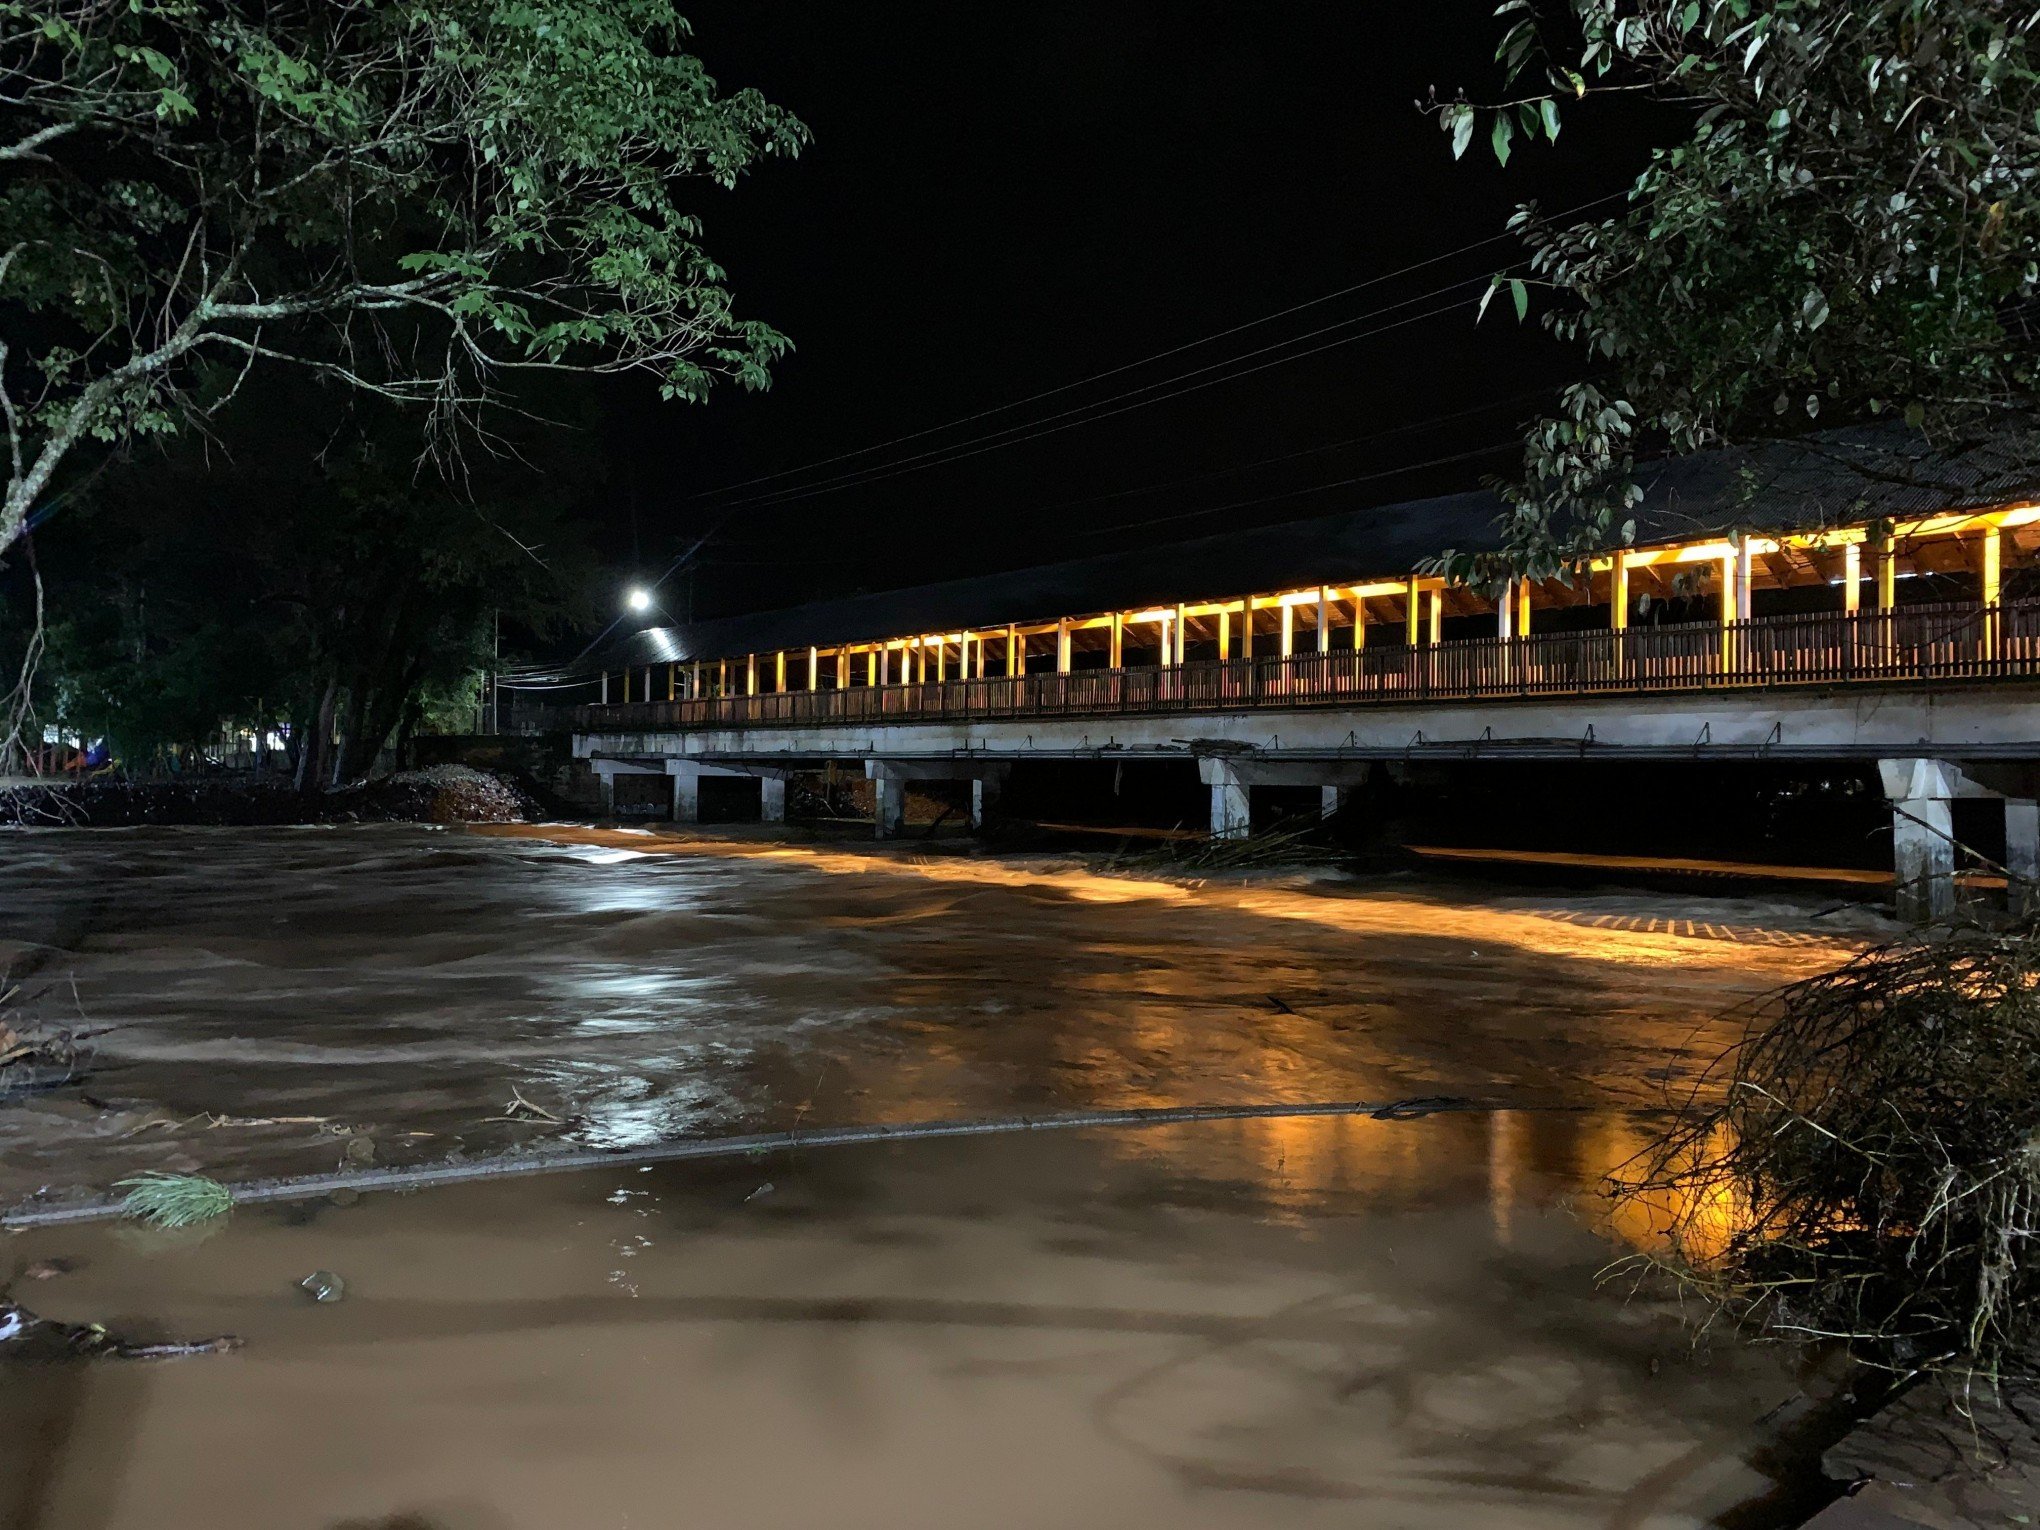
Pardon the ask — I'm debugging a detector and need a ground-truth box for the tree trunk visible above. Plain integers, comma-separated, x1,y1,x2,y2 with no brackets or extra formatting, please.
296,676,338,795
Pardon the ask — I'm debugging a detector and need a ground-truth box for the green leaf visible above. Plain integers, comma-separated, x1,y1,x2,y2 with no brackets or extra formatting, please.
1510,278,1529,321
1491,114,1514,166
1539,99,1561,142
1448,104,1476,160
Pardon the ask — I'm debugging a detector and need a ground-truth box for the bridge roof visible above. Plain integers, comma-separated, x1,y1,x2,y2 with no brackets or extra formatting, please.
589,429,2038,672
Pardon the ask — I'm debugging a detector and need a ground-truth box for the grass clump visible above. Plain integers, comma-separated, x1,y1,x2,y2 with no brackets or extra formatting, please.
116,1172,234,1229
1620,919,2040,1382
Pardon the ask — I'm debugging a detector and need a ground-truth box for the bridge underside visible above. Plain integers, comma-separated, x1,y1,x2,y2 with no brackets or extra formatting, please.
576,680,2040,922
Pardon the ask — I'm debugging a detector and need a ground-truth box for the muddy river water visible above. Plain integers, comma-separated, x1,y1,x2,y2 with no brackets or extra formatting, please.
0,825,1882,1528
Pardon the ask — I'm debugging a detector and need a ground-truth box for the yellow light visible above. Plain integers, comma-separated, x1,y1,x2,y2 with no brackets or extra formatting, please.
666,497,2039,682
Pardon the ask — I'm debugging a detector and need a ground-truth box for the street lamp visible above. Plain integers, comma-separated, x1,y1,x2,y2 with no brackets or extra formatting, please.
626,587,653,613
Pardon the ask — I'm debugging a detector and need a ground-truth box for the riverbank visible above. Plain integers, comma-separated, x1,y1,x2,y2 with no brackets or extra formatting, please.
0,763,541,828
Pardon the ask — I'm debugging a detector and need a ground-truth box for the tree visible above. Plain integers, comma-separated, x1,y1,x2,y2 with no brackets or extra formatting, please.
1430,1,2040,578
34,383,597,784
0,0,806,558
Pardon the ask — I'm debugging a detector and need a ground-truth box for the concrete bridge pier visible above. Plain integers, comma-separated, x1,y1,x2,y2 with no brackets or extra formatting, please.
661,759,787,824
1881,758,1958,924
588,756,668,818
865,760,1012,838
1879,758,2040,922
1198,758,1373,841
2009,799,2039,916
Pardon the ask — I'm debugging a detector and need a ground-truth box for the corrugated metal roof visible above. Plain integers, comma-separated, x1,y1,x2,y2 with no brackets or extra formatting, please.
586,428,2039,673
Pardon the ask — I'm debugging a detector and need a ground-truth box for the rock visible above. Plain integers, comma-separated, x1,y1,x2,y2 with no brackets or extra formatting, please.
327,1188,360,1208
298,1270,346,1303
343,1135,375,1165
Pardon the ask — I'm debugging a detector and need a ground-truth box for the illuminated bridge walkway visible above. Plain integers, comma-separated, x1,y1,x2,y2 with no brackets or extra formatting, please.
567,503,2040,921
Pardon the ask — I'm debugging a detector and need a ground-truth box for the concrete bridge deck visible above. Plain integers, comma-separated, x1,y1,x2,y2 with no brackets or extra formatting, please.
567,600,2040,923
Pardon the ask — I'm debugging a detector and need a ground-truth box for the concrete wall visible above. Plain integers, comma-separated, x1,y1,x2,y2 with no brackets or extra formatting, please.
574,682,2040,768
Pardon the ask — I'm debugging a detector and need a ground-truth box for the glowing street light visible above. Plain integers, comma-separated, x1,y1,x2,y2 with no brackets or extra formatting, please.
626,587,653,613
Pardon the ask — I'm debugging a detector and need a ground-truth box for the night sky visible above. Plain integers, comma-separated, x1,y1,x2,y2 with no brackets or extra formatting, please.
588,2,1659,623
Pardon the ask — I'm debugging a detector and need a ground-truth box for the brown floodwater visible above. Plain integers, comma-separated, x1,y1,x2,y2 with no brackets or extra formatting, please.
5,1117,1838,1530
0,824,1883,1527
0,823,1869,1203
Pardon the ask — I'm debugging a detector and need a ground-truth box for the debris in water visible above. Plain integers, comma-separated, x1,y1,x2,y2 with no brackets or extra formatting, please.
343,1135,376,1165
0,1006,85,1097
328,1188,361,1208
298,1270,346,1303
1,1300,240,1359
21,1257,75,1281
487,1086,562,1124
744,1182,775,1203
116,1172,234,1229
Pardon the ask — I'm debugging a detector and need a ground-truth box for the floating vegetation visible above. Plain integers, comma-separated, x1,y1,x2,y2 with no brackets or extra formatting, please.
1617,919,2040,1380
1100,812,1345,876
116,1172,235,1229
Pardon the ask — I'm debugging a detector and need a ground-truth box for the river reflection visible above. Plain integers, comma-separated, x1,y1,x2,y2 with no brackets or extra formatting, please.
0,1115,1826,1530
0,823,1857,1207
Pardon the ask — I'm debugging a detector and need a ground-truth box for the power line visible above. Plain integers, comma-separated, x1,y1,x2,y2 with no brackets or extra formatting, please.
1028,384,1559,521
725,291,1486,514
695,188,1631,502
700,382,1556,554
1061,439,1523,542
713,273,1494,512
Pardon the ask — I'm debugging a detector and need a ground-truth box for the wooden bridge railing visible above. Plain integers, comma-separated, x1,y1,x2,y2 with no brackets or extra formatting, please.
567,599,2040,735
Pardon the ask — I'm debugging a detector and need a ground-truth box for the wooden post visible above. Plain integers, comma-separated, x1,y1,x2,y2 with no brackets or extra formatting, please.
1842,542,1862,615
1056,619,1071,675
1406,576,1422,647
1351,594,1366,651
1217,607,1230,661
1316,587,1331,653
1174,602,1187,665
1428,588,1443,646
1983,528,2004,659
1718,552,1739,672
1109,613,1124,670
807,647,819,690
1241,601,1255,659
1007,624,1020,677
774,650,787,693
1516,578,1532,639
1279,602,1295,658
